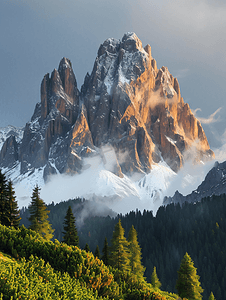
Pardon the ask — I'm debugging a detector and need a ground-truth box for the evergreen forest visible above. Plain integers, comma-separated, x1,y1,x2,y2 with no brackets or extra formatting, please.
75,195,226,300
20,194,226,299
0,168,224,299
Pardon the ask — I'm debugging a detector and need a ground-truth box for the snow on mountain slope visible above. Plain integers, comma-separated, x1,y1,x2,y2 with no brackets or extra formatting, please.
2,152,213,216
2,162,44,208
8,155,175,215
0,125,24,150
0,126,212,215
137,162,177,202
12,159,139,209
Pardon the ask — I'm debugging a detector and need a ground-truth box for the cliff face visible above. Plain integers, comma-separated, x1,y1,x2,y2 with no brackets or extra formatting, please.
0,33,214,180
81,32,213,173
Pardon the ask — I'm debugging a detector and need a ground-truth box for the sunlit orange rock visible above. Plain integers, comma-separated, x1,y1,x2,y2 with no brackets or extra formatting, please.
2,33,214,179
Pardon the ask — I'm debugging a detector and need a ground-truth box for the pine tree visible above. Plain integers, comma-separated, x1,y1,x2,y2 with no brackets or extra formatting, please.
0,169,8,225
5,180,21,228
94,245,100,258
128,225,145,278
28,185,54,240
109,219,130,272
84,243,90,252
151,266,161,289
176,252,203,300
208,292,216,300
102,237,110,265
62,206,79,247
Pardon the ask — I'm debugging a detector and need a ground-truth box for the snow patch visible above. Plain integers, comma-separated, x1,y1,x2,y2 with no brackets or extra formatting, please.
118,65,130,85
165,136,177,144
137,162,176,208
0,125,24,151
2,163,44,208
161,67,176,98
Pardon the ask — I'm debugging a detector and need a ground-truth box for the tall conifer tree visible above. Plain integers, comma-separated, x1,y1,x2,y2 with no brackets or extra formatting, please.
151,266,161,289
28,185,54,240
109,219,130,272
94,245,100,258
102,237,110,266
208,292,216,300
5,180,21,228
176,252,203,300
128,225,145,278
0,169,8,225
62,205,79,247
84,243,90,252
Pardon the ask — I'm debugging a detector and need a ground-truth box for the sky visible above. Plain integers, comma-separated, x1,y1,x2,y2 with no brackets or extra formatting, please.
1,0,226,151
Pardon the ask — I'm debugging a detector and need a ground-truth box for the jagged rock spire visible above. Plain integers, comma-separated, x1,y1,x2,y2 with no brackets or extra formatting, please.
0,33,214,180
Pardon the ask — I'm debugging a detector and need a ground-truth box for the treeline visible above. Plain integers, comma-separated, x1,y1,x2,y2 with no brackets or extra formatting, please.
0,170,182,299
20,197,116,241
19,185,226,299
78,195,226,300
0,170,20,228
0,168,221,299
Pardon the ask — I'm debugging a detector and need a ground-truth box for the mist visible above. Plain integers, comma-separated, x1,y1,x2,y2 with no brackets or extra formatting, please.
12,140,219,218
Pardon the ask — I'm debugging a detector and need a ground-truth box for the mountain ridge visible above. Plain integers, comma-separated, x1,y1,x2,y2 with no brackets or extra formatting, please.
0,32,214,206
163,160,226,205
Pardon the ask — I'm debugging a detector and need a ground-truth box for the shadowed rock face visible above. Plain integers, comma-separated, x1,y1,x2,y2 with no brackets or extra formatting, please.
163,161,226,205
0,33,214,180
0,135,18,168
82,32,213,173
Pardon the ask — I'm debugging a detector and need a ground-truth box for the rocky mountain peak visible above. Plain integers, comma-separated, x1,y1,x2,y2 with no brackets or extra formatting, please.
97,38,120,57
58,57,78,104
0,33,214,182
155,66,177,99
121,32,144,52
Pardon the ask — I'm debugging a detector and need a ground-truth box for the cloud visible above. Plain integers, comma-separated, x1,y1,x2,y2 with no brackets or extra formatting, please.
212,129,226,162
164,159,215,197
174,68,190,79
192,107,222,124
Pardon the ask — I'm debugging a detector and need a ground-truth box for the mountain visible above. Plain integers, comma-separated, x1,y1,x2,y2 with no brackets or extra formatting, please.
163,160,226,205
0,32,214,206
0,125,24,169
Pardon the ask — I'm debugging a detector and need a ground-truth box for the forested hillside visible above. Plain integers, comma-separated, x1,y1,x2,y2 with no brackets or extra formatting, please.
0,224,181,300
20,194,226,299
20,197,116,241
0,168,220,299
79,195,226,300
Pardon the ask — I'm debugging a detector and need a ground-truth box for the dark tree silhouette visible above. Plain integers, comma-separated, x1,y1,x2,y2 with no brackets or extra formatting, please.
101,237,110,266
62,206,79,247
94,245,100,258
0,169,8,225
84,243,90,252
5,180,21,228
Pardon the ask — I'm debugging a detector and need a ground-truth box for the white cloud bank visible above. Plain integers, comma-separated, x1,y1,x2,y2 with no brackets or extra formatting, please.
13,143,216,217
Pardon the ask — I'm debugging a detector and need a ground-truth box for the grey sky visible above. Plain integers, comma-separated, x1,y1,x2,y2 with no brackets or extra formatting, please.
1,0,226,149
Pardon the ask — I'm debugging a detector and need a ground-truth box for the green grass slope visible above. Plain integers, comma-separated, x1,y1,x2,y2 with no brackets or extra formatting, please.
0,225,183,300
